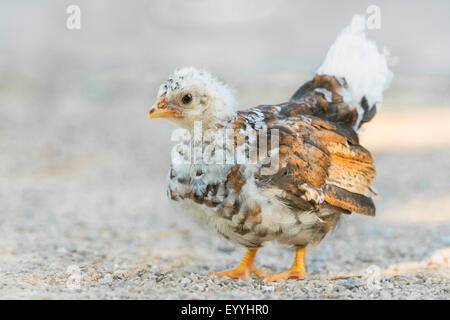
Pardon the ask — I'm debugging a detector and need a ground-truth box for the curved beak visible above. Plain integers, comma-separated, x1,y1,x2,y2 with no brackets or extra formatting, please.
148,97,182,119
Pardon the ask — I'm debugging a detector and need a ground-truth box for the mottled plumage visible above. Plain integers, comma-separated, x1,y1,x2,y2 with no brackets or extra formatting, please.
167,74,376,250
148,15,393,280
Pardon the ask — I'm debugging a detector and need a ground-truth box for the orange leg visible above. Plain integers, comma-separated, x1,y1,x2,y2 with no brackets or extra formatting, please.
209,248,263,279
264,246,306,281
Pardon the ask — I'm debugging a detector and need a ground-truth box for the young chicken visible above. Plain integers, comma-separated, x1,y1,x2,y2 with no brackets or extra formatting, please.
148,15,393,281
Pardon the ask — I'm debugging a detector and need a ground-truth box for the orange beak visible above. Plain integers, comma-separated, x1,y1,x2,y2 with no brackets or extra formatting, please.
148,97,182,119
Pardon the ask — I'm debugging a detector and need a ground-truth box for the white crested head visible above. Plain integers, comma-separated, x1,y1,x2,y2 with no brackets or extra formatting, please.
149,67,237,129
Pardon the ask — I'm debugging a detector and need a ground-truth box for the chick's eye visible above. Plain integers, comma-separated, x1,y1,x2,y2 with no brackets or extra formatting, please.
182,93,192,104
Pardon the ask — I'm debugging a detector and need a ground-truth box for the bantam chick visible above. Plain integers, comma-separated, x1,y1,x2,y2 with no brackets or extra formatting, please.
148,15,393,281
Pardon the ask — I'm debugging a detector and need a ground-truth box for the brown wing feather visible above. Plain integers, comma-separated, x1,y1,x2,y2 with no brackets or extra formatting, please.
236,107,376,216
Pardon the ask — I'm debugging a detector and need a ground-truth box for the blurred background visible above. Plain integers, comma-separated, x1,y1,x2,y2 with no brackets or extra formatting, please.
0,0,449,299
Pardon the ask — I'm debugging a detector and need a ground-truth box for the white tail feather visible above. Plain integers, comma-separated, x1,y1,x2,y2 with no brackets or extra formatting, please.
317,15,393,128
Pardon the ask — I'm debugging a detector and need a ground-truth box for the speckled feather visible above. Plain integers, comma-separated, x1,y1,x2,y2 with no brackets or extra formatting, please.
167,74,376,248
161,15,392,250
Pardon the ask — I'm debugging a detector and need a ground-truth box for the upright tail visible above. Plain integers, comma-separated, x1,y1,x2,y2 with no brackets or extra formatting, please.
290,15,393,130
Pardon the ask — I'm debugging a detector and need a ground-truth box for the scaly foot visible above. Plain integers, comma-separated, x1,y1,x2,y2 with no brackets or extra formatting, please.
210,264,263,279
264,246,307,282
264,268,305,281
209,248,262,279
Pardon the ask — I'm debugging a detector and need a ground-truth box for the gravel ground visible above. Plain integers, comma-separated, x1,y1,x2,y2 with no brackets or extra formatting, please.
0,99,449,299
0,1,449,300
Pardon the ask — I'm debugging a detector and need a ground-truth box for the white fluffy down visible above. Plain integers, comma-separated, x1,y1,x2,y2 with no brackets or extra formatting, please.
317,15,393,126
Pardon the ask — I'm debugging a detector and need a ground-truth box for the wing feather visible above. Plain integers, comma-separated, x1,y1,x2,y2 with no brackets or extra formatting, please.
236,108,376,216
